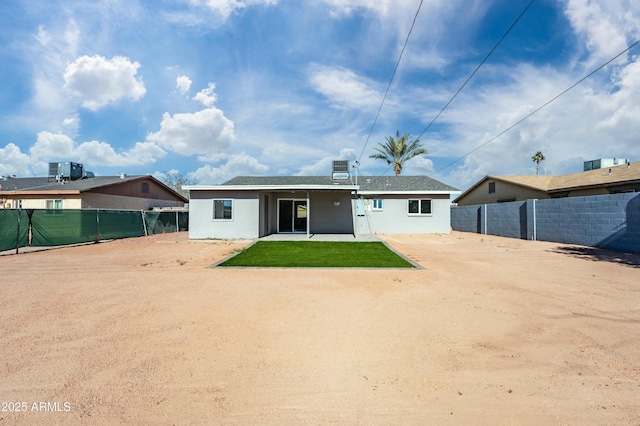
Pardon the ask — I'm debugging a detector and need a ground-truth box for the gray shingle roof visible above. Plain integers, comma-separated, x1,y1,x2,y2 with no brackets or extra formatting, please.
357,176,458,192
0,176,146,192
223,175,458,192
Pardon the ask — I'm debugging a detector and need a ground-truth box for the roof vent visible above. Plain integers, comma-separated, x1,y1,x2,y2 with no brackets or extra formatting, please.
332,160,350,180
119,172,127,179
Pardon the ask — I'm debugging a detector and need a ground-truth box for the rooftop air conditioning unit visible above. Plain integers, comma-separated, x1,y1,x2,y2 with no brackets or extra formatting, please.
49,162,84,181
584,158,630,171
332,160,350,180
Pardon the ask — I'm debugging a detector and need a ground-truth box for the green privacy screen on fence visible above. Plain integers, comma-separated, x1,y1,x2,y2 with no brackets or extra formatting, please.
30,209,100,246
0,209,188,253
0,209,29,251
30,209,146,246
98,210,146,241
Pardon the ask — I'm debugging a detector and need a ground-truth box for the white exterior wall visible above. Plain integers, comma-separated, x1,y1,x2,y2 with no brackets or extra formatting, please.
189,190,260,239
10,196,82,209
361,194,452,234
188,188,455,239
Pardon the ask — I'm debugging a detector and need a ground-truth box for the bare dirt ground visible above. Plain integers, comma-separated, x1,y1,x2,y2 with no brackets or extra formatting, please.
1,231,639,425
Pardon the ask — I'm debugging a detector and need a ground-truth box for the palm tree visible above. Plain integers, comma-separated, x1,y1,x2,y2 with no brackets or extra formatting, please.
370,131,428,176
532,151,545,175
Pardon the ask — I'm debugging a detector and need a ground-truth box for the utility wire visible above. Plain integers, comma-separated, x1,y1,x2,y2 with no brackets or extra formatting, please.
416,0,536,142
357,0,424,164
434,39,640,175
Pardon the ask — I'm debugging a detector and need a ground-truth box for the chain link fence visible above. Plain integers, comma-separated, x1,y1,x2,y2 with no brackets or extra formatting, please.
1,209,188,254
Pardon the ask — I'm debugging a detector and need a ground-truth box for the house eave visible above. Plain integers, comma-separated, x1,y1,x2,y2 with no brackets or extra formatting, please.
183,184,359,191
358,190,460,195
183,185,459,195
1,190,81,196
548,179,640,194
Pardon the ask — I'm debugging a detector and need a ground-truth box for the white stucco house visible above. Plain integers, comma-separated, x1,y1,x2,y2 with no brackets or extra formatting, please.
184,173,459,240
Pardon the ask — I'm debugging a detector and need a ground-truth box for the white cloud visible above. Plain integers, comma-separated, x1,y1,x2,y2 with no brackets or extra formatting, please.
146,107,235,156
193,83,217,107
29,131,165,167
317,0,489,74
295,148,357,176
34,25,53,47
176,75,193,93
193,0,278,18
16,19,82,136
318,0,413,16
438,53,640,191
170,0,278,26
0,144,32,176
189,152,269,184
564,0,640,64
64,55,146,110
62,116,79,127
196,152,229,163
308,64,382,109
0,132,167,178
75,140,166,166
402,156,435,176
191,0,244,19
29,131,76,160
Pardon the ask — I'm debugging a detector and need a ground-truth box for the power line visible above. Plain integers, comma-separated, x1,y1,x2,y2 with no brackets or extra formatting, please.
415,0,536,142
434,39,640,175
357,0,424,164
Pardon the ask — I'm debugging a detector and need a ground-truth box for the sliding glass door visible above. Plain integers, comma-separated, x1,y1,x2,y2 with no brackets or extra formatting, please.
278,199,307,233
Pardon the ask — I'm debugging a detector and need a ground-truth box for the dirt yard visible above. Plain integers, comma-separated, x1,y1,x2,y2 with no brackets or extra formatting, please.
1,231,639,425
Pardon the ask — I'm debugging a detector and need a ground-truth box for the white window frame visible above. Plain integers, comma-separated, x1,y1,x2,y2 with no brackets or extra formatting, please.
371,198,383,211
45,199,63,210
213,199,233,220
407,199,432,216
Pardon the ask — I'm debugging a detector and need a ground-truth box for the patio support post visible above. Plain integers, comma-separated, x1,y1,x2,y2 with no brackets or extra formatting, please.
306,191,310,239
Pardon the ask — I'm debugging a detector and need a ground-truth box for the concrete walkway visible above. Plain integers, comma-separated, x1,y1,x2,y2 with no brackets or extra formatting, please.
259,233,380,242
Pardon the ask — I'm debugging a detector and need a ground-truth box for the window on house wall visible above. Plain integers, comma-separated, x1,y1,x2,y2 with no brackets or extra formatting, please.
372,199,383,211
45,199,63,209
213,199,233,220
141,182,150,194
408,199,432,215
488,182,496,194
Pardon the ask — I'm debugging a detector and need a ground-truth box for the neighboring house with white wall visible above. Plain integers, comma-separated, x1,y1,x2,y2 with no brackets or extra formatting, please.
185,175,459,239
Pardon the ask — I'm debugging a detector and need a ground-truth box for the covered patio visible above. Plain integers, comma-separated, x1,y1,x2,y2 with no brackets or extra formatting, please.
259,233,379,241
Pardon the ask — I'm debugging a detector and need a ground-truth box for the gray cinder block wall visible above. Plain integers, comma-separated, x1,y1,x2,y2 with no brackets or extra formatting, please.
450,205,482,233
451,193,640,254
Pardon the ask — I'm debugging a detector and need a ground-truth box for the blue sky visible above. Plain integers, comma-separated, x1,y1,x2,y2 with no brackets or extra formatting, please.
1,0,639,191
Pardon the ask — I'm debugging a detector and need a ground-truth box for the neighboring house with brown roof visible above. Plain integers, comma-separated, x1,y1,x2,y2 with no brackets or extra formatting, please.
0,174,188,210
454,161,640,206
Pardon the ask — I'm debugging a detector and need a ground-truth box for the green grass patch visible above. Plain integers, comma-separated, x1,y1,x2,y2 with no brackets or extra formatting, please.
218,241,415,268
